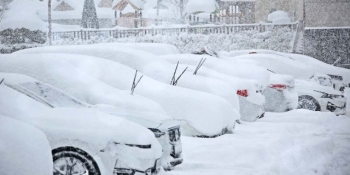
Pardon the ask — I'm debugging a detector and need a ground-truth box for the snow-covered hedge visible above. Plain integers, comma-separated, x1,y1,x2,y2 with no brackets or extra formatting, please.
0,28,45,53
52,27,293,53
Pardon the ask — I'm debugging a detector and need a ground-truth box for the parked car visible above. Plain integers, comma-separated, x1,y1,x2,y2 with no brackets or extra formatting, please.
295,79,347,115
159,54,268,122
13,47,239,137
15,45,240,116
263,71,298,112
327,74,346,92
0,114,52,175
218,49,350,85
1,72,182,170
0,83,163,175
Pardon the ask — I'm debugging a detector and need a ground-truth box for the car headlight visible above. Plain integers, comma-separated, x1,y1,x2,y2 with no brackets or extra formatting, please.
113,168,134,175
148,128,165,138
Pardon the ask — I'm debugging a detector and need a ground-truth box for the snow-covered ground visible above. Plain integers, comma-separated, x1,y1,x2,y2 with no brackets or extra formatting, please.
167,110,350,175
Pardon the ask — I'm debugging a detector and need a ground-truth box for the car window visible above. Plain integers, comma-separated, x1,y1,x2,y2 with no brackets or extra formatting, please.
20,82,87,108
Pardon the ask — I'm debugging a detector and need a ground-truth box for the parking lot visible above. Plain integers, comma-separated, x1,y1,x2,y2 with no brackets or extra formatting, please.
168,110,350,175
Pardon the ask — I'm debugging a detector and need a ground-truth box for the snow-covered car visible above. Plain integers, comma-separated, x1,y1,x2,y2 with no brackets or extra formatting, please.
0,83,163,175
158,54,268,122
295,79,347,115
0,53,166,117
0,114,52,175
327,74,346,92
0,72,182,169
218,49,350,84
14,47,239,137
16,45,240,115
263,71,298,112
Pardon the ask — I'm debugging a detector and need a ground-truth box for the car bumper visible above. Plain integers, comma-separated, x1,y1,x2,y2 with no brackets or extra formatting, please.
263,88,298,112
319,99,346,115
98,144,162,175
238,96,265,122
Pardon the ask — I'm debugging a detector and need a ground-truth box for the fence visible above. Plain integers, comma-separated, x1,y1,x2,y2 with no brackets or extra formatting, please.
51,22,298,41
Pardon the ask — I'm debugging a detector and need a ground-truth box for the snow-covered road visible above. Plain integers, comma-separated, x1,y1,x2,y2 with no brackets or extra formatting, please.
169,110,350,175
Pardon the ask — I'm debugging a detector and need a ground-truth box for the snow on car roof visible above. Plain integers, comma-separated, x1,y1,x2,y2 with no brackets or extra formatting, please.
159,54,270,89
0,114,53,175
0,84,162,158
221,49,350,82
96,43,180,56
0,54,167,116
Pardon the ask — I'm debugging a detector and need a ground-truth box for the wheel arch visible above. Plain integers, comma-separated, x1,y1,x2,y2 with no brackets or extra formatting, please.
298,95,321,111
50,139,107,175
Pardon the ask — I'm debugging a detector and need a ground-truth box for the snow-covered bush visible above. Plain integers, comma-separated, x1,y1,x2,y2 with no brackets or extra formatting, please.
0,28,46,44
52,27,293,53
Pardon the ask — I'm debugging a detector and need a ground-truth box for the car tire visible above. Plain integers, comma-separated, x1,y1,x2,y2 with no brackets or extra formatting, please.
297,95,321,111
52,146,101,175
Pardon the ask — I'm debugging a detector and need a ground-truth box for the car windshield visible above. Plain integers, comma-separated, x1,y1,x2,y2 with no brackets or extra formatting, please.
19,82,87,108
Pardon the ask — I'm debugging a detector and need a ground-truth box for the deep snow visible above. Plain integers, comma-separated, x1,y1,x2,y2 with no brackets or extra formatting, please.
167,110,350,175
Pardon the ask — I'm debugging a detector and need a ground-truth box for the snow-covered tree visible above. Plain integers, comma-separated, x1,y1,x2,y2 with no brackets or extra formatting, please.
0,0,13,22
163,0,188,23
81,0,99,29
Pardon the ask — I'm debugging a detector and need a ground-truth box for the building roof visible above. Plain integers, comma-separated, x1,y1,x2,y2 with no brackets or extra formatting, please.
112,0,144,11
98,0,113,8
53,0,75,11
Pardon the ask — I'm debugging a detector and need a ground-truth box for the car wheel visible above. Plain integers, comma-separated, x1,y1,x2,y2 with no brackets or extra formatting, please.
52,147,101,175
297,95,321,111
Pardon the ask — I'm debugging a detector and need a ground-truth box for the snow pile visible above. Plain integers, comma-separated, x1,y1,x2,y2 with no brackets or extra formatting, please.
268,10,289,22
168,110,350,175
0,0,46,31
185,0,217,14
0,115,53,175
0,54,167,116
0,84,162,163
52,28,294,53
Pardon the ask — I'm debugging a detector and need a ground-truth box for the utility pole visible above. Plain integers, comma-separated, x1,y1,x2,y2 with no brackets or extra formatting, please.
40,0,51,46
180,0,184,23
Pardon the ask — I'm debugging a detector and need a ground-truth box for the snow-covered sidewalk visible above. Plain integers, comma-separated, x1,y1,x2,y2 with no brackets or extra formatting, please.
169,110,350,175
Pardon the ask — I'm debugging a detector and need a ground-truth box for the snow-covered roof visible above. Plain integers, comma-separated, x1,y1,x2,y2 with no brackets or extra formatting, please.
52,0,75,11
268,10,289,22
113,0,144,11
186,0,217,14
